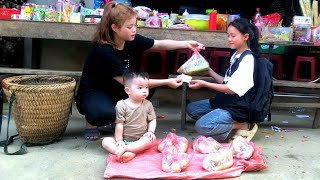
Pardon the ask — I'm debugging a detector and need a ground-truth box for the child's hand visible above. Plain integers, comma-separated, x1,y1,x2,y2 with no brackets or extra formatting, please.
167,78,183,89
115,141,126,159
188,79,205,89
116,140,125,148
143,131,156,141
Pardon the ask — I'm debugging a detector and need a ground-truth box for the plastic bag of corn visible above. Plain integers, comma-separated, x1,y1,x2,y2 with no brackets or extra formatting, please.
177,52,209,75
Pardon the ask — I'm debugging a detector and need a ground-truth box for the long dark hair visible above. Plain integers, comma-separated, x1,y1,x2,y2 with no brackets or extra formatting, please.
92,2,137,48
228,18,259,54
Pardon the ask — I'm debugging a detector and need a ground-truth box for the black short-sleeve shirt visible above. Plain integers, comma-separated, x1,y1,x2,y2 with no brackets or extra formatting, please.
77,34,154,101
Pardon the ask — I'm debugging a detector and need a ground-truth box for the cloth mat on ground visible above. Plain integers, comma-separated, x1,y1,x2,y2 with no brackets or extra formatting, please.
104,140,267,179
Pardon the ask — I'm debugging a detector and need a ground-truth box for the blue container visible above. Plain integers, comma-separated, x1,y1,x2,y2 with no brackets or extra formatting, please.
259,45,285,55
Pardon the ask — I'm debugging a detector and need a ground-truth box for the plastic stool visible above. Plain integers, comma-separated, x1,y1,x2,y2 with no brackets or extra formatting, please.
209,50,231,73
260,54,283,80
292,56,317,81
202,47,215,60
173,49,193,74
140,49,168,79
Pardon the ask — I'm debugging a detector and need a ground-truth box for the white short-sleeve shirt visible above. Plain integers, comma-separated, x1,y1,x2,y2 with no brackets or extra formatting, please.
224,52,254,97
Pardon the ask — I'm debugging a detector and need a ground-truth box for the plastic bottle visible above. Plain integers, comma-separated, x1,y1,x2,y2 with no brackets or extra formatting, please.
253,7,263,37
113,0,132,6
209,9,217,30
182,9,189,19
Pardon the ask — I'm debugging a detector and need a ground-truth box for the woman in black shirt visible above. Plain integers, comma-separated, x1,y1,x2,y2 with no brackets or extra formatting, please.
76,2,204,140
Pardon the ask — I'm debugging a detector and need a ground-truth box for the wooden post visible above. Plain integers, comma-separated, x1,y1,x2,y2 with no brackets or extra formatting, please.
181,82,188,130
312,108,320,129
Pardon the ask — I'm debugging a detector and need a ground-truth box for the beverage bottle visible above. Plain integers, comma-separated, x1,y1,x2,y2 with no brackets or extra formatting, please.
182,9,189,19
253,7,263,37
113,0,132,6
209,9,217,30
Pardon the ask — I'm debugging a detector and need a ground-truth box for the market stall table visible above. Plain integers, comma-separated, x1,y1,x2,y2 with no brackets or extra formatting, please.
0,19,228,46
0,19,229,70
1,19,320,130
259,40,316,62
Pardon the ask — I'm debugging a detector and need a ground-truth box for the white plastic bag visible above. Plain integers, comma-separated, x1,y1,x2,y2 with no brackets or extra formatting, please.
202,148,234,171
177,52,209,75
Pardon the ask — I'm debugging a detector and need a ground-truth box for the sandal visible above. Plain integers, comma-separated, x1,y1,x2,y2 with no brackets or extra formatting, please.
84,128,101,141
233,123,258,141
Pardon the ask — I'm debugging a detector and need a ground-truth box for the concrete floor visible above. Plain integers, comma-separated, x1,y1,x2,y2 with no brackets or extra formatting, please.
0,88,320,180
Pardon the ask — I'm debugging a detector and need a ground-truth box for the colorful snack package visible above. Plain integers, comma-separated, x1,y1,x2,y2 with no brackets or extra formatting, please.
45,10,55,22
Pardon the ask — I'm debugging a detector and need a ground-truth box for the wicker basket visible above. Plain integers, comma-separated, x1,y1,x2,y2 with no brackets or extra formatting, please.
2,75,76,144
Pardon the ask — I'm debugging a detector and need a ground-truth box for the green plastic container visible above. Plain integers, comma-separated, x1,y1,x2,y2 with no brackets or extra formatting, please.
259,45,285,55
205,9,217,15
184,14,209,30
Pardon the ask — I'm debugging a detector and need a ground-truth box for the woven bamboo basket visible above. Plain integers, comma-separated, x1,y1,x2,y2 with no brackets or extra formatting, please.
2,75,76,144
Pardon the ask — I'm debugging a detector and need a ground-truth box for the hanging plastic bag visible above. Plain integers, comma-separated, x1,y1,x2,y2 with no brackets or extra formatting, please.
177,52,209,75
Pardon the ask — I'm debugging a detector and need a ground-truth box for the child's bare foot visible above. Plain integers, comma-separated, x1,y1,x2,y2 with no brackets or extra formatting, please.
115,146,126,159
120,152,136,163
